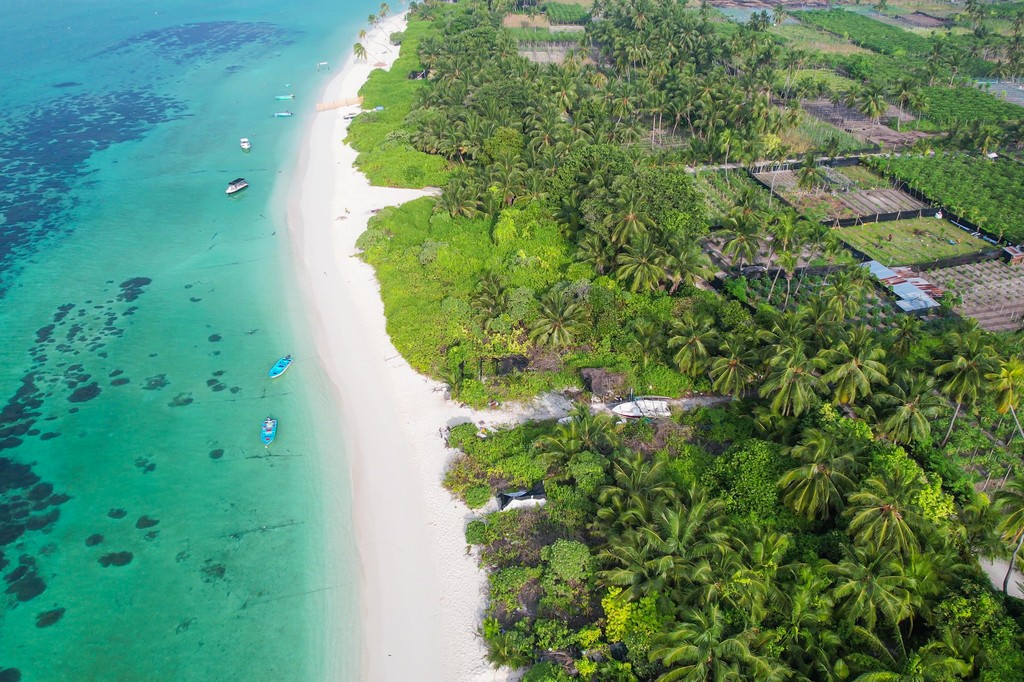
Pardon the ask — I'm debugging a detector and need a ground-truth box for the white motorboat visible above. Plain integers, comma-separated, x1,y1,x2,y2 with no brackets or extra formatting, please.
226,177,248,195
611,397,671,419
240,137,251,150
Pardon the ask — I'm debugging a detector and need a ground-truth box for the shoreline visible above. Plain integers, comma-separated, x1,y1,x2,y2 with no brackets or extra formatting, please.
285,13,519,680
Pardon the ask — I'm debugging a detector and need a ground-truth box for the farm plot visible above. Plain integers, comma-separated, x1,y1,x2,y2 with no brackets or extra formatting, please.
925,260,1024,332
801,99,927,148
866,154,1024,243
838,189,928,216
752,166,927,220
770,22,870,54
837,217,992,265
916,86,1024,127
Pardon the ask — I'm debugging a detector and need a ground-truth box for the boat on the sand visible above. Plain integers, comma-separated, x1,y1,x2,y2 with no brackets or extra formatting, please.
261,417,278,446
611,397,671,419
273,111,293,117
226,177,248,195
240,137,251,150
268,355,293,378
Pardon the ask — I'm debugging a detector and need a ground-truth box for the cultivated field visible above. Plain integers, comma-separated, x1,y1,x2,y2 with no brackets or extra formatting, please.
925,260,1024,333
837,217,992,265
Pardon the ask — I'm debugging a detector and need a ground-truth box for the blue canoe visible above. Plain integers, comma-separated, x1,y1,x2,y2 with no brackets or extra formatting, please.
261,417,278,446
268,355,293,378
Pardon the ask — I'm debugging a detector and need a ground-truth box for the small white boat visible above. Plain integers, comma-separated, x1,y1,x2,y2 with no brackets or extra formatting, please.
611,397,671,419
273,111,293,118
240,137,251,150
275,94,295,100
226,177,248,195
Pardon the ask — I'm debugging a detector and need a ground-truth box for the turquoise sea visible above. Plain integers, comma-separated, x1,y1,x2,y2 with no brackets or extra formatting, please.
0,1,379,679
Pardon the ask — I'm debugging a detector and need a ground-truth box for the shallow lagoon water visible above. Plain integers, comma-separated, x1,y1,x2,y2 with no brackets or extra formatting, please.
0,0,375,678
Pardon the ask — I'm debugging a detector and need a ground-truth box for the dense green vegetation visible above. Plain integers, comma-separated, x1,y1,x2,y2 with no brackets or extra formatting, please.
347,20,451,187
918,85,1024,127
543,2,589,24
354,1,1024,679
868,155,1024,242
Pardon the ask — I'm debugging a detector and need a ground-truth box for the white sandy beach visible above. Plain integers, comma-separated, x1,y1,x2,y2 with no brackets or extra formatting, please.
286,14,558,681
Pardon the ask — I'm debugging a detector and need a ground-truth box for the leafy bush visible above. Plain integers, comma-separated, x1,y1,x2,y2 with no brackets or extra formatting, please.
466,519,488,544
466,484,493,508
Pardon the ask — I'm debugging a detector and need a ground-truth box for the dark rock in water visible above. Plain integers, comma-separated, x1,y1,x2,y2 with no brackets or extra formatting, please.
4,564,28,584
68,408,79,414
7,574,45,601
35,325,55,343
26,429,40,437
40,432,61,441
208,334,221,343
169,394,193,407
36,607,66,627
47,493,70,506
0,524,26,546
135,515,159,529
210,383,225,392
26,509,59,531
212,370,225,377
206,379,218,387
99,552,133,567
0,437,23,451
201,560,226,582
229,386,241,394
117,277,152,302
110,378,130,386
145,530,159,540
142,374,168,390
68,383,100,403
28,483,53,500
209,449,224,460
109,369,124,377
85,534,104,547
108,508,127,519
190,297,202,303
0,666,21,681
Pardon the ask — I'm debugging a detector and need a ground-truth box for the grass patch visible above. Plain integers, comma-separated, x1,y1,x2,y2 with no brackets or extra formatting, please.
770,21,870,55
346,20,451,188
780,111,864,154
833,164,890,190
837,217,991,265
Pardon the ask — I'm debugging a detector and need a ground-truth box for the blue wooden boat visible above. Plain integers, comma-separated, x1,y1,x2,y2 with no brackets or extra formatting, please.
268,355,293,378
261,417,278,446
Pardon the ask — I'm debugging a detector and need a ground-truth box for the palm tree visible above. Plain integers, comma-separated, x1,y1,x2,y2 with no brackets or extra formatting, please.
935,330,997,447
616,237,665,292
994,476,1024,594
830,546,915,633
817,326,889,406
709,334,758,399
529,289,586,347
720,209,761,271
651,605,789,682
668,312,718,378
874,374,945,446
353,42,368,62
664,235,714,294
846,470,926,559
780,427,868,520
795,153,827,193
987,356,1024,443
759,338,823,418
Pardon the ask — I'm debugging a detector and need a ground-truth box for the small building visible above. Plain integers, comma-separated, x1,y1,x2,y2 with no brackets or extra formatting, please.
1002,245,1024,265
862,260,941,313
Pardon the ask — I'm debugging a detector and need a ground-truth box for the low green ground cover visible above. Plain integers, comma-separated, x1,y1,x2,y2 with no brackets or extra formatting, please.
508,27,584,43
781,112,864,154
867,154,1024,243
770,22,870,54
833,163,890,190
693,170,773,223
837,216,991,264
346,20,451,188
794,9,934,56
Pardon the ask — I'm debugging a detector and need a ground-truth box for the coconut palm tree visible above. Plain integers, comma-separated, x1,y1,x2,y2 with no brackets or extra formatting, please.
759,338,823,418
830,546,915,633
668,312,718,378
709,333,759,399
353,42,368,62
616,237,665,292
935,330,998,447
817,325,889,406
780,427,868,521
874,374,945,446
994,475,1024,594
529,289,586,347
987,356,1024,443
846,470,926,559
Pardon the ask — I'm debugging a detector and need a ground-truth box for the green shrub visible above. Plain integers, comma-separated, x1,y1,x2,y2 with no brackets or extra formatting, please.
466,519,488,544
466,484,493,508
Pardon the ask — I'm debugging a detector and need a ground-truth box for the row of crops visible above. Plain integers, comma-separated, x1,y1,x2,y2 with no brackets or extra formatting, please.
508,27,584,43
542,2,589,25
866,154,1024,243
793,9,993,77
918,86,1024,127
793,9,933,56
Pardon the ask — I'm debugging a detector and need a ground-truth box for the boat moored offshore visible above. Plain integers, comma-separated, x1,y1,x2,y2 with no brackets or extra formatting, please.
268,355,293,378
240,137,251,150
261,417,278,446
273,111,293,118
226,177,248,195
